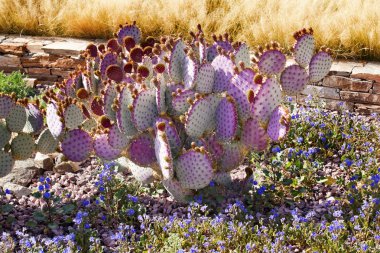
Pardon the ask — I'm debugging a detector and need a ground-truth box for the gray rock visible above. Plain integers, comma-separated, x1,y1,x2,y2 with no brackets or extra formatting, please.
53,161,80,174
0,159,40,187
34,152,54,171
3,182,32,198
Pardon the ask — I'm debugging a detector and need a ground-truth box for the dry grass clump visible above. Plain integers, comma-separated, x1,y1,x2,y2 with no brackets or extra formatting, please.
0,0,379,60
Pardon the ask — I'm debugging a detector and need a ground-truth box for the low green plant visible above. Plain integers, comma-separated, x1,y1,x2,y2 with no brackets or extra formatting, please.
0,71,35,99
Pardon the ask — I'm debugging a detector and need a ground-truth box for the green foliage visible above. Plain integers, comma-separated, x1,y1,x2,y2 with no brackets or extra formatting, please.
0,71,35,98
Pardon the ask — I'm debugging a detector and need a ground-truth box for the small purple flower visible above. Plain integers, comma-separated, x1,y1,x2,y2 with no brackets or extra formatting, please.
43,191,51,199
84,223,91,229
5,189,11,195
297,137,304,143
272,146,281,153
82,200,90,207
39,176,45,183
257,186,266,195
127,209,135,216
38,185,44,191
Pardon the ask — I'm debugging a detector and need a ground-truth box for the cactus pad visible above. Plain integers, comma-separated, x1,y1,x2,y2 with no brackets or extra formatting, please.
195,63,215,94
122,158,155,184
218,142,247,172
23,104,43,134
242,117,269,151
0,122,11,148
61,129,93,162
252,78,282,123
36,128,59,154
117,23,142,45
103,84,118,121
267,105,291,142
171,89,195,115
257,50,286,75
46,103,64,139
106,65,124,83
11,133,35,160
0,94,14,118
175,149,213,190
94,134,121,161
0,151,14,177
100,52,117,79
132,89,158,131
212,55,234,92
185,96,214,138
213,172,232,186
183,56,198,89
155,77,167,114
64,104,85,130
234,43,250,69
108,125,129,150
162,178,193,203
169,40,186,83
215,97,238,141
117,87,138,136
127,134,156,167
155,117,182,156
280,64,309,95
155,125,174,180
309,51,333,83
6,104,27,133
294,34,315,68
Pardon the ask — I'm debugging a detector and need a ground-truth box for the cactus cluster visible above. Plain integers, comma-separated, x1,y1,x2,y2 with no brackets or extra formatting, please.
0,23,332,201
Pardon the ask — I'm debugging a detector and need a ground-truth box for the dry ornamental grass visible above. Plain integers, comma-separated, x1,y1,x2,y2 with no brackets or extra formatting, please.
0,0,379,59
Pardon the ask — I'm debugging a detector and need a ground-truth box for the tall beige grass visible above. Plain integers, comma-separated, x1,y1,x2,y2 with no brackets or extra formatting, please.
0,0,379,60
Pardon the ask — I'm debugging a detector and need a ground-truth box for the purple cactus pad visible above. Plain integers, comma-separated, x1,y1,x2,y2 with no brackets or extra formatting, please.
94,134,122,161
127,134,157,167
0,94,15,118
257,50,286,75
294,34,315,68
267,105,291,142
61,129,93,162
280,64,309,95
215,97,238,141
241,117,269,151
211,55,234,92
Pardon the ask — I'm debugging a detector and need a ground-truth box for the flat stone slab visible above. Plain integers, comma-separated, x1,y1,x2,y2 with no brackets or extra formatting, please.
329,61,364,77
42,41,89,56
323,76,373,92
301,85,340,100
340,91,380,105
354,103,380,114
0,54,21,67
351,62,380,83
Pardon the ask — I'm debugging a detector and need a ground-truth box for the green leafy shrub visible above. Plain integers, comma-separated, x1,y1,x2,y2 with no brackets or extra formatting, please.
0,71,35,99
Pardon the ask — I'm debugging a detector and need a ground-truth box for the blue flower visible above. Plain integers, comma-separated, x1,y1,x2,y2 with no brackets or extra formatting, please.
128,195,138,203
45,177,51,183
99,186,105,192
127,209,135,216
209,180,215,187
38,185,44,191
272,146,281,153
297,137,304,143
44,183,50,190
84,223,91,229
257,186,266,195
82,200,90,207
43,191,51,199
39,176,45,183
345,159,353,167
5,189,11,195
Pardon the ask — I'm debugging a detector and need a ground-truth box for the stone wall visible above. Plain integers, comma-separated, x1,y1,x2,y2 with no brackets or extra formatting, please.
0,34,379,114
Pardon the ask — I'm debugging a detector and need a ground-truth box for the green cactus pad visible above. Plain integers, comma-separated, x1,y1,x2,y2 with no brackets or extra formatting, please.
175,149,213,190
241,117,269,151
155,125,174,180
117,87,138,136
234,43,250,69
61,129,93,162
0,122,11,149
294,34,315,68
195,63,215,94
81,118,97,132
120,158,155,185
169,39,186,83
132,89,158,131
23,104,43,134
64,104,85,130
11,133,35,160
0,151,14,177
36,128,59,154
0,94,15,118
162,178,193,203
257,49,286,75
6,104,27,133
309,51,333,83
94,134,122,161
252,78,282,123
280,64,309,95
103,84,118,121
